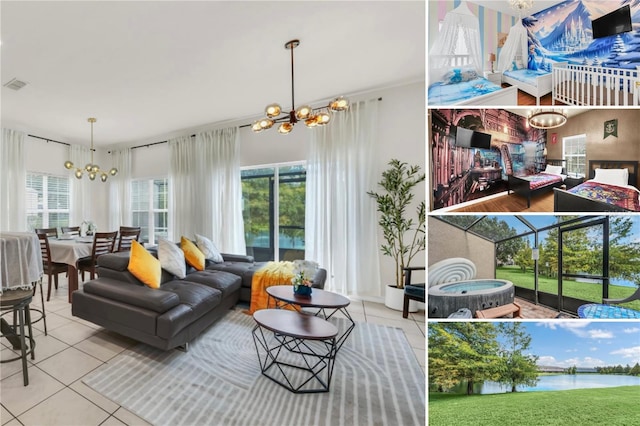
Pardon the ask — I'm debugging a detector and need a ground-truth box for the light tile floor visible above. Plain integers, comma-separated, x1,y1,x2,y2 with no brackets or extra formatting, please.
1,277,425,426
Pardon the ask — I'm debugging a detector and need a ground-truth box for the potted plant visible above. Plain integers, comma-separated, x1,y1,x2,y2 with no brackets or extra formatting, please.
368,159,425,311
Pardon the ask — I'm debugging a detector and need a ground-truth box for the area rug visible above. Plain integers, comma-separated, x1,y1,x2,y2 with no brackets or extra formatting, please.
83,310,425,426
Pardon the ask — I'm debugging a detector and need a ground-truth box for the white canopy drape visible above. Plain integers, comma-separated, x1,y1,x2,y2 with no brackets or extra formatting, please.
0,129,26,231
305,99,381,298
497,20,528,73
428,1,483,81
169,128,245,254
108,148,132,230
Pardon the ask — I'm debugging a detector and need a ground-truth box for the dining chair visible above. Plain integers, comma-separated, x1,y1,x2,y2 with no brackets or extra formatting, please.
37,233,67,302
77,231,118,281
34,228,58,239
61,226,80,237
116,226,141,252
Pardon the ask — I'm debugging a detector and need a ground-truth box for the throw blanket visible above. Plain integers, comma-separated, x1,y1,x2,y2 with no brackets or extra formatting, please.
569,180,640,211
246,261,294,314
520,173,563,190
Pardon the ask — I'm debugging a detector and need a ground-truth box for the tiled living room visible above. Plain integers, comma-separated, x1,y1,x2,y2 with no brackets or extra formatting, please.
1,277,425,425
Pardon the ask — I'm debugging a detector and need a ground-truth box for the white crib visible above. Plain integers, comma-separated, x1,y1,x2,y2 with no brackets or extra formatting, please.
553,64,640,106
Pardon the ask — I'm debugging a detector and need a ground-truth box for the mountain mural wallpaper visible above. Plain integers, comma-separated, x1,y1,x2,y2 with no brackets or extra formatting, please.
526,0,640,70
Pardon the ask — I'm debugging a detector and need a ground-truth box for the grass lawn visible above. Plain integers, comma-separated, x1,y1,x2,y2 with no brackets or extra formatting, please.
429,386,640,426
496,266,640,311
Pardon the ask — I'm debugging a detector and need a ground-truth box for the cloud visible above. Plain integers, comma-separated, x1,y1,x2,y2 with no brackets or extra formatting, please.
537,355,605,369
565,348,578,353
610,346,640,363
590,347,598,352
623,327,640,334
588,329,614,339
537,355,558,365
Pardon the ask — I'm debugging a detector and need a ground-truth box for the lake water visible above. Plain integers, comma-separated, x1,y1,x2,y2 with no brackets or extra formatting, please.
452,374,640,394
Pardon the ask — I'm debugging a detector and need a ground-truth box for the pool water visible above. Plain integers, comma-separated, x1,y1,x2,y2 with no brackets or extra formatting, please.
441,280,505,293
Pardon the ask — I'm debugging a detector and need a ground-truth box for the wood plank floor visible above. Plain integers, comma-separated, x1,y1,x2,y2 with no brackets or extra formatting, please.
448,191,555,213
501,83,564,106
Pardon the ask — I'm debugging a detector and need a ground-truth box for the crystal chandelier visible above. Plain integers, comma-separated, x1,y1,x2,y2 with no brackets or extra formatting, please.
509,0,533,17
64,118,118,182
252,39,349,135
527,109,568,129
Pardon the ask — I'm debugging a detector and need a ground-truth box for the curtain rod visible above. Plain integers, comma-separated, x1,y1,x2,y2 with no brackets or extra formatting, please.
28,134,70,146
29,97,384,153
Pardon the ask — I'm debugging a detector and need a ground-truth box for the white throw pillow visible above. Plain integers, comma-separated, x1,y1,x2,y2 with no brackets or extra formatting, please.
195,234,224,263
158,238,186,279
544,165,563,175
592,168,628,187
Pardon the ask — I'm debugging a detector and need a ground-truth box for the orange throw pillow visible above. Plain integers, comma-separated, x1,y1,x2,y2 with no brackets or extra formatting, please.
127,240,162,289
181,236,205,271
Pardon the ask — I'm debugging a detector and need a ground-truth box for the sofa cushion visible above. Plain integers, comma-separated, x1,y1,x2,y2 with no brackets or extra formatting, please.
128,241,162,289
182,270,242,298
156,280,222,339
82,278,180,313
206,261,265,288
158,238,186,279
181,236,205,271
195,234,223,263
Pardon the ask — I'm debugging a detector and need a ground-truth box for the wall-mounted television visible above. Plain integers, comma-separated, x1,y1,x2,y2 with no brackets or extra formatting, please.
592,5,632,39
455,126,492,149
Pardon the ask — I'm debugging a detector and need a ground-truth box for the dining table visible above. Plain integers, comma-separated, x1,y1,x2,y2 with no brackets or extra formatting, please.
49,237,93,302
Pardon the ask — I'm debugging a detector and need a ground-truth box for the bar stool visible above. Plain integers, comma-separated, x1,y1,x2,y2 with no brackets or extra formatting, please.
0,289,36,386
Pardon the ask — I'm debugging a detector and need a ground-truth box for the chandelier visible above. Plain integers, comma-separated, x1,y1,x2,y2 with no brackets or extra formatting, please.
509,0,533,17
252,39,349,135
527,109,568,129
63,118,118,182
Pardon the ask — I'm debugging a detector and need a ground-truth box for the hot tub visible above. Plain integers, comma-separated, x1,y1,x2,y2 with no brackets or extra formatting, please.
428,279,515,318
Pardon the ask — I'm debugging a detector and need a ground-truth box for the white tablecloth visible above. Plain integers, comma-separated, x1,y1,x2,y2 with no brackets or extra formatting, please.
49,239,93,266
0,232,43,293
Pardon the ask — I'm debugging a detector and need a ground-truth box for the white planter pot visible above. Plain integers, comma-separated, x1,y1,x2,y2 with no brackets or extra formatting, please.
384,285,418,312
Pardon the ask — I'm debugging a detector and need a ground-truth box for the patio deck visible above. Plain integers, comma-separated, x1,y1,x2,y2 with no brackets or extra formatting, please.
515,297,577,319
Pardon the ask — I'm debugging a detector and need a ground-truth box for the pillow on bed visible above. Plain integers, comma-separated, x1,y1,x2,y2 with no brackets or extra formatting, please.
442,68,479,84
592,168,629,187
515,58,524,69
544,165,563,175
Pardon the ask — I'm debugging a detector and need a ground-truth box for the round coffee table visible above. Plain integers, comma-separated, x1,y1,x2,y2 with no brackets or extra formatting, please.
252,309,338,393
266,286,356,351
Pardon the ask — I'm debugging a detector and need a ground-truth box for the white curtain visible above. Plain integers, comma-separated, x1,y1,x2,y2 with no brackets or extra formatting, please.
428,1,483,81
0,129,26,231
68,144,92,225
306,100,381,298
497,20,528,73
108,148,132,229
169,128,245,254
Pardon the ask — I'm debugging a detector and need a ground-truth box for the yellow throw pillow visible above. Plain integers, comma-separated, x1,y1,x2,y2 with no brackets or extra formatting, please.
181,236,205,271
128,240,162,289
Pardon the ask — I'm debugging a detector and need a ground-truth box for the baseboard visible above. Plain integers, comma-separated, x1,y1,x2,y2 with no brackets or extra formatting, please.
433,191,509,212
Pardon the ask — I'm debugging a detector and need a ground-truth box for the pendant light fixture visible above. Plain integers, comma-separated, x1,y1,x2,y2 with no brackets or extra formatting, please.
63,118,118,182
527,109,568,129
252,39,349,135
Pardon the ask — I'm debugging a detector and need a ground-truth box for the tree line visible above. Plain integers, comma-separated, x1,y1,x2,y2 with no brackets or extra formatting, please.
595,364,640,376
429,322,539,395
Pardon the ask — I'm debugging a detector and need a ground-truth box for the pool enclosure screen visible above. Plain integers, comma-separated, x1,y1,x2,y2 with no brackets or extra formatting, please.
433,215,640,315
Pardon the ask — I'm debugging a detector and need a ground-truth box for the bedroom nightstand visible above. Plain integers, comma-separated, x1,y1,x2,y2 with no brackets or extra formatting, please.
483,70,502,85
564,176,584,189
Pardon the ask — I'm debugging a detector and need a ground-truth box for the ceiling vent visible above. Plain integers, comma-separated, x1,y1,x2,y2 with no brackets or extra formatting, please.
3,78,28,90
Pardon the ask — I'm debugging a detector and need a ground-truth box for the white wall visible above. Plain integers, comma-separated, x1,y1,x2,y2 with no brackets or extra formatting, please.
22,80,426,299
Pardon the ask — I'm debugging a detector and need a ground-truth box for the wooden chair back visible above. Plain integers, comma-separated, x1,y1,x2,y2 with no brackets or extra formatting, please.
35,228,58,239
61,226,80,236
117,227,141,252
91,231,118,259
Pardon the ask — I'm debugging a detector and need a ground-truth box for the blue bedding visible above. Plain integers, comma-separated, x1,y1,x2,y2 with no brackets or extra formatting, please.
428,77,503,105
503,68,550,86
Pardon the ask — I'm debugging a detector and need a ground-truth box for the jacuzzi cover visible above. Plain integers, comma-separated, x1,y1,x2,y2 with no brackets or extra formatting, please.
428,258,477,288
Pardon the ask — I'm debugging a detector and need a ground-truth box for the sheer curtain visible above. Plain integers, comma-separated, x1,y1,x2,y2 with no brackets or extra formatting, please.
108,148,132,229
169,128,245,253
497,20,528,72
68,144,92,225
0,129,26,231
306,99,381,297
428,2,483,81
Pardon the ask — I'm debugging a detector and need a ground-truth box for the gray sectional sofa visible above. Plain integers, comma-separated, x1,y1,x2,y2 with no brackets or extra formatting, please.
71,251,326,350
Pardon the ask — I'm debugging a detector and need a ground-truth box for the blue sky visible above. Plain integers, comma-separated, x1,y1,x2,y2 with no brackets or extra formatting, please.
520,322,640,368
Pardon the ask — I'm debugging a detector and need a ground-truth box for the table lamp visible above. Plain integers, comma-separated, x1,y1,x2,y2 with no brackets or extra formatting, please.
488,53,496,73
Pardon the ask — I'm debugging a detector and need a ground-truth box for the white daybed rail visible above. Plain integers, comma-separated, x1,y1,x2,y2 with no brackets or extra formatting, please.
553,64,640,106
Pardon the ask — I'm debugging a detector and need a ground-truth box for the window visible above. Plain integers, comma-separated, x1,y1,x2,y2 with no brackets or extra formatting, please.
241,163,306,262
131,178,169,244
563,134,586,177
26,173,70,231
